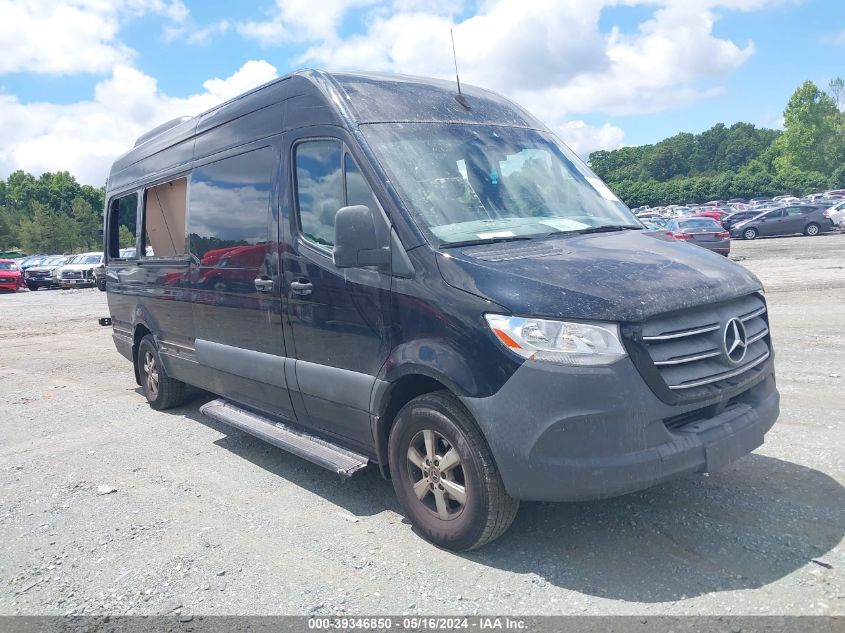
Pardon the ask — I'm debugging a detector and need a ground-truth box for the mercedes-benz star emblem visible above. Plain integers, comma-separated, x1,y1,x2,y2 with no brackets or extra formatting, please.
723,317,748,365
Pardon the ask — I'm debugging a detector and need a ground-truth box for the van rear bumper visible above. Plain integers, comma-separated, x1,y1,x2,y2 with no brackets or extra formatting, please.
459,358,778,502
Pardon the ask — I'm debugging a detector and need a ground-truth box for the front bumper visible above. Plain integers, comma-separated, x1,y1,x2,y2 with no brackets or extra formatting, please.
61,278,94,287
0,281,21,290
460,357,778,502
26,278,57,288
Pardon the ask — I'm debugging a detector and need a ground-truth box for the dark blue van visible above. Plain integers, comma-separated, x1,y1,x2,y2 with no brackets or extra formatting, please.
102,70,778,550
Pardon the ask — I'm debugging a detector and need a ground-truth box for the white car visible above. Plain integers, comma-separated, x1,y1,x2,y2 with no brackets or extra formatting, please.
825,201,845,228
57,252,104,288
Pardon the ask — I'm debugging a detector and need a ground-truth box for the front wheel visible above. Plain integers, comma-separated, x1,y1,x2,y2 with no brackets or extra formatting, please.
26,283,38,291
743,227,758,240
136,335,188,410
805,223,820,236
388,391,519,551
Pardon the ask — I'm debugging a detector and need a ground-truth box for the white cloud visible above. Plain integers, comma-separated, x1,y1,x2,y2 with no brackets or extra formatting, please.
294,0,758,122
0,60,279,184
555,121,625,158
0,0,188,75
237,0,383,45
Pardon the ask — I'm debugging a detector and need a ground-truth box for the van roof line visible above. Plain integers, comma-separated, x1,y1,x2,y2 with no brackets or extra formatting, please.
134,116,194,148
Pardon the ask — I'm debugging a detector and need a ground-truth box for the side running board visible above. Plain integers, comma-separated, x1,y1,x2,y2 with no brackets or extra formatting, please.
199,399,368,478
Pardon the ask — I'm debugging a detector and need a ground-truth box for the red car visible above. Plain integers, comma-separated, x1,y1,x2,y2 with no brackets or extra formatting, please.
0,259,24,292
693,209,731,224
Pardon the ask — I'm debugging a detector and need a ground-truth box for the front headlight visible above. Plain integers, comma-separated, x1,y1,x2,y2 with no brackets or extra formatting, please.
484,314,628,366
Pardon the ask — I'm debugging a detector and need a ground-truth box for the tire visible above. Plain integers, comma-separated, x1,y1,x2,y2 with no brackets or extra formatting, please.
97,276,106,291
388,391,519,551
805,223,820,237
26,283,38,291
136,334,188,410
743,227,758,240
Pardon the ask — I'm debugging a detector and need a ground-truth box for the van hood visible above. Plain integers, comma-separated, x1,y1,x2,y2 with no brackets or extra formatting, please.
435,230,762,323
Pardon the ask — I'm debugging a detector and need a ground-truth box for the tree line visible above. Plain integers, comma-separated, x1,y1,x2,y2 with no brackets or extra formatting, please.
589,78,845,208
0,171,105,254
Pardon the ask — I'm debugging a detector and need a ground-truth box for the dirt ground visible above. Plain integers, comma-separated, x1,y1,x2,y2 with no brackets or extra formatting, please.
1,233,843,616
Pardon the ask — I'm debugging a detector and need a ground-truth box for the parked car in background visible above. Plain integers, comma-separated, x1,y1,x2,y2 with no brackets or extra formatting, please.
731,204,833,240
723,210,764,231
825,200,845,227
665,217,731,255
23,255,67,291
58,252,103,288
693,209,731,224
0,259,24,292
18,255,52,271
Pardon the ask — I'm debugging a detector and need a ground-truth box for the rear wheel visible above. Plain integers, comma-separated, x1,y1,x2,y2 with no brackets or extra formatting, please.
805,223,820,236
388,391,519,551
136,335,187,410
743,227,758,240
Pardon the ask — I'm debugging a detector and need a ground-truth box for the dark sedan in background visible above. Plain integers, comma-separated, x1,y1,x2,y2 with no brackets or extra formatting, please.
665,217,731,256
722,209,763,230
730,204,834,240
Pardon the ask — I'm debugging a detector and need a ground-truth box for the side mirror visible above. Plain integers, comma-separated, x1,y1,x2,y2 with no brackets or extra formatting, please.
333,205,390,269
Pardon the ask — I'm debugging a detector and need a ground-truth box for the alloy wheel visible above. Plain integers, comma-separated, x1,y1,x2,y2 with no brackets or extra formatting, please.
406,429,467,520
142,350,160,398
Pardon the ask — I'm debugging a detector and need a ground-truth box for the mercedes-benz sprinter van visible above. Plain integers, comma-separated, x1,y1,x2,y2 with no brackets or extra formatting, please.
102,70,778,550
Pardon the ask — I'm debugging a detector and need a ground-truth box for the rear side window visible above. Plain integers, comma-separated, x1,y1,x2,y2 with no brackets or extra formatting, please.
294,141,380,250
144,177,188,257
107,192,138,258
188,147,275,263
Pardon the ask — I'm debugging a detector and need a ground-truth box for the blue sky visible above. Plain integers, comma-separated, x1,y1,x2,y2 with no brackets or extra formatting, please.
0,0,843,184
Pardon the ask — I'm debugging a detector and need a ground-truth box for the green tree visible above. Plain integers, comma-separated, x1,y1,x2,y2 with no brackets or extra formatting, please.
829,77,844,111
773,80,843,175
18,202,79,253
118,225,135,248
71,197,102,250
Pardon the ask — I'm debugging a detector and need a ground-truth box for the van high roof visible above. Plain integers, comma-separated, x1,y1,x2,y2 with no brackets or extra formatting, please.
108,69,544,193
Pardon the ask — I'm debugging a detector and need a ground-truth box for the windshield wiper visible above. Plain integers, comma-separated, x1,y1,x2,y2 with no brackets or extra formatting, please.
577,225,643,234
440,235,534,249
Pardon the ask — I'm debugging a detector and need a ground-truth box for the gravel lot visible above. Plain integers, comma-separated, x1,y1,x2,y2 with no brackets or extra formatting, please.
1,233,843,617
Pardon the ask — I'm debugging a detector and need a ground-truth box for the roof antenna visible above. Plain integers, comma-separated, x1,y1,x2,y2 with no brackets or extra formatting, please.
450,29,470,109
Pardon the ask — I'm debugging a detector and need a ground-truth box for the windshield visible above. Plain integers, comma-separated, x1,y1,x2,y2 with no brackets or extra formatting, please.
0,262,18,271
679,218,722,230
361,123,638,245
74,254,102,265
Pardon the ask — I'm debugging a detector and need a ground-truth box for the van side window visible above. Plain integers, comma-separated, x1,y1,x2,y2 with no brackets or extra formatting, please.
294,143,381,251
143,177,188,257
188,147,275,263
107,192,138,258
295,140,343,249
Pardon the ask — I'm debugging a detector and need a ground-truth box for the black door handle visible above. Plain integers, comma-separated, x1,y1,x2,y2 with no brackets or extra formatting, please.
254,277,274,292
290,280,313,296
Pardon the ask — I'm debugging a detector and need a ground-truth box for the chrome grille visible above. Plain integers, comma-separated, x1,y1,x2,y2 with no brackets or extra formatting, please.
61,270,82,279
641,294,770,392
